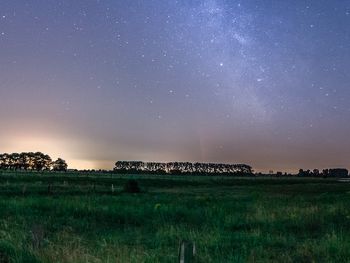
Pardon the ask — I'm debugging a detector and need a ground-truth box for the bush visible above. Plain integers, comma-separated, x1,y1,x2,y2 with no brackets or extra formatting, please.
0,241,15,263
123,179,141,193
0,240,39,263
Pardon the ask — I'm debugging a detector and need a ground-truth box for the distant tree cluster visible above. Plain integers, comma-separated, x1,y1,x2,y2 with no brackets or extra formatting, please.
0,152,68,171
256,168,349,178
298,168,348,178
114,161,253,175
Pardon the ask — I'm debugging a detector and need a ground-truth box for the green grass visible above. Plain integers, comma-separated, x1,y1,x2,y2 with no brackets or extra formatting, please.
0,172,350,262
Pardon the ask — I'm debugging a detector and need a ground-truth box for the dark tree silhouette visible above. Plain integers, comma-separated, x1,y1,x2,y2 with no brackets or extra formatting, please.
114,161,253,176
0,152,67,172
52,158,68,171
33,152,52,171
329,168,348,177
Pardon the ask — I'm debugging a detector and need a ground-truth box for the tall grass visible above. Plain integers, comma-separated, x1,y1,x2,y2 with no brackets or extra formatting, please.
0,174,350,262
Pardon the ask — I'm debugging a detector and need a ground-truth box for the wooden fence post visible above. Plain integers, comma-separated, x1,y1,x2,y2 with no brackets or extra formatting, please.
47,183,52,195
178,240,195,263
22,185,27,195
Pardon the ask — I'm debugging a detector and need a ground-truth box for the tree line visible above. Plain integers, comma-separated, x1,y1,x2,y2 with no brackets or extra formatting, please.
297,168,348,177
114,161,253,175
0,152,68,171
256,168,349,178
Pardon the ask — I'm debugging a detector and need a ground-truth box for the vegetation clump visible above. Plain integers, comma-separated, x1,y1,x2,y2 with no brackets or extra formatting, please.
0,241,13,263
0,240,39,263
123,179,141,193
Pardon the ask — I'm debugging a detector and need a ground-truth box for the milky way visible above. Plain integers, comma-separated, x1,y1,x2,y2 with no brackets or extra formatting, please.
1,0,350,172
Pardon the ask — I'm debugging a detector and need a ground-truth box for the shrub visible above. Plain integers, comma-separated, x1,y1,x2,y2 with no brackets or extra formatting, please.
123,179,141,193
0,241,15,263
0,240,39,263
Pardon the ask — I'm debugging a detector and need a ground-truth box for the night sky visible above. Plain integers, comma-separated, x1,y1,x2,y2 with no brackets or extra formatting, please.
1,1,350,172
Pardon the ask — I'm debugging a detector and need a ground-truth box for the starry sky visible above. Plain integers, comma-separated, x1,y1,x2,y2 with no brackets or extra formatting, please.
1,0,350,172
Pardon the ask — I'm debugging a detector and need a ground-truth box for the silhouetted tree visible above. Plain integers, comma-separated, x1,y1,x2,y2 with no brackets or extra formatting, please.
32,152,52,171
0,152,67,172
52,158,68,171
329,168,348,177
114,161,253,176
0,153,9,170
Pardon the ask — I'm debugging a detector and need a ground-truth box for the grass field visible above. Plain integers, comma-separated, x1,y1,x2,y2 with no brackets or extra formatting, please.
0,172,350,262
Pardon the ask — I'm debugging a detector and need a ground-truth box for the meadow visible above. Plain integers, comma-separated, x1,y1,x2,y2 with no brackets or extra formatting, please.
0,172,350,262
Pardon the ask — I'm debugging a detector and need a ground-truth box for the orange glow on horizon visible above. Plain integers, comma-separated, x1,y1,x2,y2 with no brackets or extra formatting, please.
68,159,114,170
1,134,114,170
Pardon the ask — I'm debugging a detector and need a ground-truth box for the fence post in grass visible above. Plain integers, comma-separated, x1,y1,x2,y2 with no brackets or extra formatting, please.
31,224,45,249
22,185,27,195
48,183,52,195
111,184,114,193
178,240,195,263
